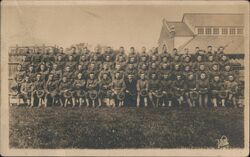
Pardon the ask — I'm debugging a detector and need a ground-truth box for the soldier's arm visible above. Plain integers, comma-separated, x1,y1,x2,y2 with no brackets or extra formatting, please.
136,80,140,92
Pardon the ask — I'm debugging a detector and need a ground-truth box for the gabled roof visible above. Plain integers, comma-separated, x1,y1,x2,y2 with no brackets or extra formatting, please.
182,13,244,27
179,36,244,53
165,21,194,36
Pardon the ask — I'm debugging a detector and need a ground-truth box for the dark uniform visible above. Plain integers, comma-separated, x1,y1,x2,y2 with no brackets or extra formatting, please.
125,77,137,107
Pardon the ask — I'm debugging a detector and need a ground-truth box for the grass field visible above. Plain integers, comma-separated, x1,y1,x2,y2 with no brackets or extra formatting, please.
9,106,244,149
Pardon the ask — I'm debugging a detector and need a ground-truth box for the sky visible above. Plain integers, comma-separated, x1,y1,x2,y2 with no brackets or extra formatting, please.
2,1,248,52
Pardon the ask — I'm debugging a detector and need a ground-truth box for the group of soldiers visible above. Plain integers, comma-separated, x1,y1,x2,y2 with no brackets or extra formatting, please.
12,45,242,108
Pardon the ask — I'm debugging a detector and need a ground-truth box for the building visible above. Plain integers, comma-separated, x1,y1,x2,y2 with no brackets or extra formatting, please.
158,13,244,53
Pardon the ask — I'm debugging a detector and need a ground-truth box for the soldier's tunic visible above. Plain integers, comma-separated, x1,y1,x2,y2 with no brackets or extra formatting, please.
137,79,148,92
32,53,43,70
99,78,112,98
112,78,126,92
20,81,33,99
55,60,65,70
39,69,50,81
210,80,223,98
125,67,138,78
148,79,161,92
224,80,238,95
26,71,37,82
86,79,99,91
73,78,86,97
184,78,196,91
50,69,62,81
45,80,58,97
197,79,210,93
62,71,74,83
65,60,77,70
125,78,137,106
59,81,72,96
14,70,26,93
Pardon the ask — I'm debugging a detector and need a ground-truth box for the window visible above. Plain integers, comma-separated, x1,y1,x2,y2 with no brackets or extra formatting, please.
222,28,228,35
205,28,212,35
213,28,219,35
229,28,236,35
237,28,243,34
197,27,204,34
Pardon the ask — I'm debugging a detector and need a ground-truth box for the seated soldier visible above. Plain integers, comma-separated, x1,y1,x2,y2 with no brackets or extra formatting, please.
116,46,127,61
197,73,210,107
116,55,127,68
148,73,162,107
184,73,197,107
79,54,90,71
31,47,43,71
86,72,99,107
50,63,62,82
138,63,149,78
173,74,185,106
91,47,103,64
104,46,115,62
139,47,149,63
45,74,59,107
73,73,86,107
26,65,37,82
128,47,138,63
32,73,45,107
103,54,114,70
59,76,75,107
98,72,112,107
111,71,126,107
125,74,137,107
225,75,239,107
74,64,84,79
18,76,33,106
136,73,149,107
20,52,32,71
71,46,80,62
125,63,138,79
210,75,225,107
160,73,173,107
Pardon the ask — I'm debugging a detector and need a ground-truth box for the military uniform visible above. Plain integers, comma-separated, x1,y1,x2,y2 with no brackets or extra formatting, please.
19,80,33,100
125,78,137,106
73,78,86,98
50,68,62,81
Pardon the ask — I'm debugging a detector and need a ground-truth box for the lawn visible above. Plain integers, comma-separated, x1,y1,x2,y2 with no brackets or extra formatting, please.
9,106,244,149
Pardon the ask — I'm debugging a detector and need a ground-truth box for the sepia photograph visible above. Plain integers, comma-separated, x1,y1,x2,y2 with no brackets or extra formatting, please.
1,0,249,156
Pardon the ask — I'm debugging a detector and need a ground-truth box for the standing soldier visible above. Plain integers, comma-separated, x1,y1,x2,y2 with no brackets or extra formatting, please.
116,54,127,69
20,54,31,72
149,62,160,77
99,72,113,107
224,75,239,107
160,73,173,107
197,73,210,107
125,63,138,79
19,76,33,106
59,76,75,107
32,73,45,107
86,72,99,107
210,75,225,107
184,73,198,107
91,47,103,66
173,74,185,107
26,65,37,82
74,64,84,79
103,54,114,70
139,47,149,64
125,74,137,107
73,73,86,107
55,54,65,70
44,74,59,107
32,47,42,71
138,63,149,78
79,54,90,72
136,73,149,107
116,46,127,61
148,73,162,107
111,71,126,107
65,54,77,70
128,47,138,65
71,46,80,62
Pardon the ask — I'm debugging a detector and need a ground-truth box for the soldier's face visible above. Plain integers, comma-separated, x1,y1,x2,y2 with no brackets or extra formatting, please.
208,47,212,52
40,65,45,70
163,57,167,62
163,74,168,79
200,65,205,70
195,48,200,52
188,75,193,80
59,48,63,53
106,56,110,61
151,74,156,79
83,48,87,53
103,74,108,79
212,65,218,70
141,56,146,61
222,56,227,61
116,64,121,69
53,64,57,69
29,66,33,71
128,75,133,80
119,47,124,53
175,65,179,70
140,74,145,79
25,77,29,82
163,64,167,69
208,56,213,61
128,64,133,69
142,64,147,69
58,56,62,60
78,65,82,70
225,65,231,71
36,75,41,80
94,47,99,52
22,56,26,61
90,74,94,79
214,76,219,82
107,47,111,52
118,56,123,61
77,73,82,79
151,64,156,68
48,75,53,80
130,48,134,53
229,76,234,81
17,65,22,71
81,56,86,61
219,47,224,52
185,57,190,62
177,76,181,80
152,55,157,61
185,66,190,71
115,73,120,78
130,57,135,62
66,67,70,71
69,56,73,61
90,63,95,68
197,56,202,61
62,77,67,82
